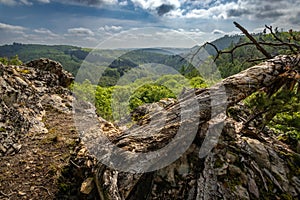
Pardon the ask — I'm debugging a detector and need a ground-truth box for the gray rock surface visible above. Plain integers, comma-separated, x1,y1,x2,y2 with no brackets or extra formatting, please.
0,58,73,156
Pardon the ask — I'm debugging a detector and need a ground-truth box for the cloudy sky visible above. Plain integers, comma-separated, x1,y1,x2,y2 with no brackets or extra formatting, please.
0,0,300,48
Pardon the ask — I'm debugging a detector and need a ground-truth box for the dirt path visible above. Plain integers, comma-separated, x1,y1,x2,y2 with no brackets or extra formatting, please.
0,108,79,200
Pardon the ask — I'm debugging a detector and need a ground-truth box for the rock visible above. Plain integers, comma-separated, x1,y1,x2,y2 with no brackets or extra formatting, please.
248,176,260,199
26,58,74,87
234,185,250,200
80,177,94,194
244,138,270,168
0,143,6,153
225,151,238,163
15,76,28,87
18,191,26,196
267,147,290,192
292,176,300,193
216,162,229,176
0,60,74,156
12,144,22,152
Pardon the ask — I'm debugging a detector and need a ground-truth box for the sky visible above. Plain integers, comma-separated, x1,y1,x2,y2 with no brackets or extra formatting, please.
0,0,300,48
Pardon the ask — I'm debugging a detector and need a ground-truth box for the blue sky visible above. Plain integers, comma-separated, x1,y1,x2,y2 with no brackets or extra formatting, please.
1,0,300,48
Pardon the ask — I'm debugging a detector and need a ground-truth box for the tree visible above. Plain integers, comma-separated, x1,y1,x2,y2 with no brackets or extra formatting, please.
9,55,22,65
76,22,300,199
0,55,22,65
72,23,300,199
129,83,176,110
84,53,300,200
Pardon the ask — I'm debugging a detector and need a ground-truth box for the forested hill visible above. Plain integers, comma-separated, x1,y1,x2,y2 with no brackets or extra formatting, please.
0,34,241,77
1,31,299,87
0,43,91,75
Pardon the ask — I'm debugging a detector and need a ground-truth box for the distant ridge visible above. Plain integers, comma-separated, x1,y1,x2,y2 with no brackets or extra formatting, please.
0,34,243,77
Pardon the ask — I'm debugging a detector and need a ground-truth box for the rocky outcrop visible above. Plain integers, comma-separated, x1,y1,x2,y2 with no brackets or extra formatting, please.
0,56,299,200
26,58,74,87
0,58,73,156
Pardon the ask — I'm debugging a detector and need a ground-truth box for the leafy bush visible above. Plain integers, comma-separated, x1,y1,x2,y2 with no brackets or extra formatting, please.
129,83,176,110
0,55,22,65
244,87,300,148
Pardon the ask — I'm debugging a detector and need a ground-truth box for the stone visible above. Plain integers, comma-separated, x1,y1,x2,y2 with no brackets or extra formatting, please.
234,185,250,200
12,144,22,152
248,176,260,199
292,176,300,193
26,58,74,87
15,76,28,87
225,151,238,163
245,138,270,168
80,177,94,194
18,191,26,196
0,59,74,156
0,144,6,153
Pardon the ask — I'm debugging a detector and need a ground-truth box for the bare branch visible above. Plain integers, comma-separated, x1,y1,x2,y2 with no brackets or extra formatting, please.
208,22,300,65
205,42,253,62
265,25,300,54
204,42,220,61
234,21,272,59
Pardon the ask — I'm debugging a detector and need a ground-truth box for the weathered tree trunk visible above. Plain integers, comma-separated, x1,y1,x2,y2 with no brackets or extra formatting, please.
78,55,300,199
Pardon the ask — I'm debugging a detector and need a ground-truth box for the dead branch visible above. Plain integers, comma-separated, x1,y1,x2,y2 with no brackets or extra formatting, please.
207,22,300,65
265,25,300,53
234,21,272,59
205,42,253,62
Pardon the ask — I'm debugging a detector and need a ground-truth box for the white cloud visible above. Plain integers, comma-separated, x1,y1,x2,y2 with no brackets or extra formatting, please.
67,27,95,36
138,0,180,8
0,0,49,5
57,0,118,7
164,8,184,18
0,22,26,33
212,29,225,35
0,0,17,5
119,0,127,6
34,28,58,37
103,0,118,4
154,0,300,35
99,25,123,32
36,0,50,3
19,0,32,5
97,27,211,49
0,22,28,45
184,1,239,19
131,0,181,15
